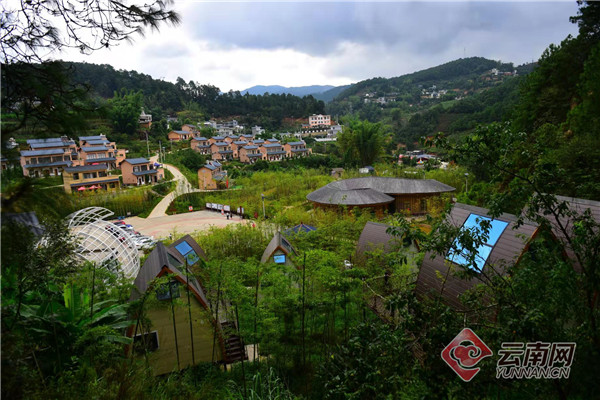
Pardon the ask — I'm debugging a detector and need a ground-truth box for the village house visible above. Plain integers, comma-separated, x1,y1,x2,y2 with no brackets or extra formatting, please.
19,148,74,177
139,109,152,129
251,126,264,136
208,135,227,145
283,141,311,158
20,137,80,177
260,142,286,162
238,145,263,164
197,160,226,190
308,114,331,127
230,140,249,158
62,164,120,194
210,142,234,161
216,126,235,136
181,124,198,134
120,158,165,185
78,136,125,170
167,130,194,142
190,137,212,155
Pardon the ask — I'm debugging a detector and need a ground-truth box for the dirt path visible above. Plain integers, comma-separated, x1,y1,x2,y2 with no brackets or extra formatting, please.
125,210,246,239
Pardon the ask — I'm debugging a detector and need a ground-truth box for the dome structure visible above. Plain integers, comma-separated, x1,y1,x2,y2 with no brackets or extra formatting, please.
67,207,140,278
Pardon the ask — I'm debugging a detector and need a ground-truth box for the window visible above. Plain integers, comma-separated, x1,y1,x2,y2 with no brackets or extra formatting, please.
133,331,159,354
174,241,200,265
447,213,509,272
73,173,80,180
156,281,180,300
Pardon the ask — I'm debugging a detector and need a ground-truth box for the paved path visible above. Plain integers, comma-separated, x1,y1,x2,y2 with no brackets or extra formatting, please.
125,210,246,239
147,162,199,218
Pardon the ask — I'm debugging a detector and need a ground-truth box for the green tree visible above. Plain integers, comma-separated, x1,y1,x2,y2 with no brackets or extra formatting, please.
348,119,388,167
108,89,143,135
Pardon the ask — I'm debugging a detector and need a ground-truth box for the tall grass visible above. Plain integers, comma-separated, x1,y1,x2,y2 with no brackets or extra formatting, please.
171,169,334,218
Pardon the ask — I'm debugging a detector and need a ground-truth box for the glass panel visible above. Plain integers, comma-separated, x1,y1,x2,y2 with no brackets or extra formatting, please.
174,241,193,256
447,213,509,272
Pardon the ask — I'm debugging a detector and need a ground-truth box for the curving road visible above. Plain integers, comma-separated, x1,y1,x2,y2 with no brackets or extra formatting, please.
147,162,199,218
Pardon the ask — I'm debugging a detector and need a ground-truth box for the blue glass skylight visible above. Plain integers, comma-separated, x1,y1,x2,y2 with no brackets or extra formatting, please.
447,213,509,271
174,241,200,265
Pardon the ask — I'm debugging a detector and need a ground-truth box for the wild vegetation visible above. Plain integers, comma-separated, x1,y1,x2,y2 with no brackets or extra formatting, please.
2,1,600,399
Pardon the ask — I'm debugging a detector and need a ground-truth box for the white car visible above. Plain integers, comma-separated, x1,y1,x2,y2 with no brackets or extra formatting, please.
134,237,156,250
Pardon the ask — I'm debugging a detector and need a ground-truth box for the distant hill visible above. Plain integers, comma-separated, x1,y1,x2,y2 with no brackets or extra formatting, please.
241,85,335,97
312,85,352,103
333,57,517,103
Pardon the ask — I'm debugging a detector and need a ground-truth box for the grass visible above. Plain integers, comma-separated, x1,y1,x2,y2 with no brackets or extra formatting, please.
169,169,333,219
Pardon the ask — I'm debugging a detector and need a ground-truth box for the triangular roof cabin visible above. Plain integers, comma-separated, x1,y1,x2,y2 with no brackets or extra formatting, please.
128,237,229,375
260,231,298,267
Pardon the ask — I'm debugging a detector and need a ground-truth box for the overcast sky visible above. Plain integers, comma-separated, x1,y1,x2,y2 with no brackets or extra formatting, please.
58,1,580,92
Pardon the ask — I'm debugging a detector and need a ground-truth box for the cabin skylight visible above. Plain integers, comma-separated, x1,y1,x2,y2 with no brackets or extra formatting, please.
446,213,508,271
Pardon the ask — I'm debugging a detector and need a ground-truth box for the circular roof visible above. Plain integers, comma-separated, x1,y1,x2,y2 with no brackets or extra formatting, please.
307,177,455,206
67,207,140,278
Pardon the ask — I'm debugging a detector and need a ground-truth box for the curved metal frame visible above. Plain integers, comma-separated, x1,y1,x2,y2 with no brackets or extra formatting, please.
67,207,140,278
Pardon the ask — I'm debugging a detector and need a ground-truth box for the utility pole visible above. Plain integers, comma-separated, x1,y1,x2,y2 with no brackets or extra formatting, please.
261,193,266,218
465,172,469,193
158,140,162,163
145,131,150,158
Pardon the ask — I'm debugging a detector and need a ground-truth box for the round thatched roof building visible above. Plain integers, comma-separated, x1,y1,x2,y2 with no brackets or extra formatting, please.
307,177,455,216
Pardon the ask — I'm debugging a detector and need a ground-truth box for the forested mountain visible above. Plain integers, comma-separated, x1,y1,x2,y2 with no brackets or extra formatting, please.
327,57,532,116
240,84,335,97
4,61,327,133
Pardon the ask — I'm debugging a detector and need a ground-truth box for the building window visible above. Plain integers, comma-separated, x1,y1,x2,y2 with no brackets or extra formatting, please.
446,214,509,272
156,281,180,301
73,173,80,180
133,331,159,354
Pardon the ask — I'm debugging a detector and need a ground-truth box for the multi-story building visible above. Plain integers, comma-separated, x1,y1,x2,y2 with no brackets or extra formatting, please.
78,135,126,169
208,136,226,145
261,143,286,162
251,126,264,136
120,158,165,185
20,148,75,177
211,142,234,161
309,114,331,127
239,145,263,164
191,137,212,155
284,141,311,158
197,160,226,190
62,164,120,194
20,137,79,176
230,140,249,158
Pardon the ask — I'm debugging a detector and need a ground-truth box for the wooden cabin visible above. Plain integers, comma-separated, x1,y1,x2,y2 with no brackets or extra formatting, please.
260,231,297,267
128,236,245,375
306,177,455,217
415,203,539,310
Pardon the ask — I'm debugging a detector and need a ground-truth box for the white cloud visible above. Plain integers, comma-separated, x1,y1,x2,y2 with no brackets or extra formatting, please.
56,1,580,92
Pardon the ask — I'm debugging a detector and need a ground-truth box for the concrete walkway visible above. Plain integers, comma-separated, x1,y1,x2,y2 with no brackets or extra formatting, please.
147,162,200,218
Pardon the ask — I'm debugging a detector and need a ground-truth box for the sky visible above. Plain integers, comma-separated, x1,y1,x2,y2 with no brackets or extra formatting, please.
56,1,580,92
